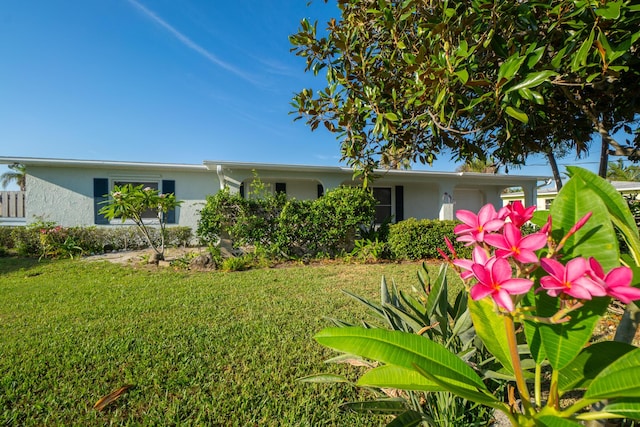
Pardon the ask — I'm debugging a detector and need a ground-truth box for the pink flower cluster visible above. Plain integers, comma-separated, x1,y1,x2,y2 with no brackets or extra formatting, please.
40,225,62,235
445,201,640,312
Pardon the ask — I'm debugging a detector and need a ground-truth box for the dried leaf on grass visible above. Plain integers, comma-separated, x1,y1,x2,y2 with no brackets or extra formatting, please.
93,384,135,411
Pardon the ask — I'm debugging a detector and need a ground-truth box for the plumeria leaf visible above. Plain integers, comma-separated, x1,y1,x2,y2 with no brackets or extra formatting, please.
468,297,514,374
557,341,636,395
535,177,616,369
358,365,445,391
566,166,640,266
411,363,504,410
534,415,585,426
315,327,489,393
584,348,640,399
601,398,640,420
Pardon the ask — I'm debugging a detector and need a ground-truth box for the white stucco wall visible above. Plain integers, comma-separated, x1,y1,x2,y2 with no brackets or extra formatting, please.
27,172,92,226
402,183,440,219
25,165,219,231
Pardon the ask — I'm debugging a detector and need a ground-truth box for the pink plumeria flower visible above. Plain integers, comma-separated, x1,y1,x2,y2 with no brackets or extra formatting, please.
587,258,640,304
540,257,606,300
505,201,536,228
454,204,505,245
484,223,547,264
470,256,534,312
453,246,490,280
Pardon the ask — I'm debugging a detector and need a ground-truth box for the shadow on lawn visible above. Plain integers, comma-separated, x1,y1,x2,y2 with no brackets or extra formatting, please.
0,256,48,275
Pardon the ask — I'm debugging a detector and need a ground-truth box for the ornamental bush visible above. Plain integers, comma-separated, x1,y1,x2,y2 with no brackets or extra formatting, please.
197,185,377,258
388,218,470,260
4,224,192,258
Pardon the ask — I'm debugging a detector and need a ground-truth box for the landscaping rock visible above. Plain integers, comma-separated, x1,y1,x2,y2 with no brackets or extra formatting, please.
189,253,214,269
218,238,235,259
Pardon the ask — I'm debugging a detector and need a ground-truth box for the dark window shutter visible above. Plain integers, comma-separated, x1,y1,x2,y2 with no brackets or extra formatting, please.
93,178,110,225
162,180,176,224
275,182,286,194
317,184,324,198
395,186,404,222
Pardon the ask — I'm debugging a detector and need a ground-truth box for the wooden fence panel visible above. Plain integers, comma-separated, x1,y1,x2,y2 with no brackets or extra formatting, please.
0,191,25,218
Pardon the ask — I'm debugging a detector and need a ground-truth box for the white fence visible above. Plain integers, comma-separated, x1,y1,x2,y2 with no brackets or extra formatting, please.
0,191,25,218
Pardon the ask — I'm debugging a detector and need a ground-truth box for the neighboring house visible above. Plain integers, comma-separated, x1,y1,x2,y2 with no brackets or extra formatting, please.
0,156,546,228
502,180,640,211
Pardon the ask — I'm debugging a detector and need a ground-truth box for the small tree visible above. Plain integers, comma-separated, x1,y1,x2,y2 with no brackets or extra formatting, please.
98,184,182,262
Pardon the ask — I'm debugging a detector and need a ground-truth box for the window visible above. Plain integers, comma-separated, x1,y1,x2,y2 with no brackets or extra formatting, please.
113,180,159,219
373,187,392,224
93,178,176,225
545,198,554,210
275,182,287,195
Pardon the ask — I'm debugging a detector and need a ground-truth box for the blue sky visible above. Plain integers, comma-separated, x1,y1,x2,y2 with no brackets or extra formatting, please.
0,1,604,190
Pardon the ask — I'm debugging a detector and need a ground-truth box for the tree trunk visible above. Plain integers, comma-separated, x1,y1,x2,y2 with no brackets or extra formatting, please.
547,151,563,191
598,134,609,178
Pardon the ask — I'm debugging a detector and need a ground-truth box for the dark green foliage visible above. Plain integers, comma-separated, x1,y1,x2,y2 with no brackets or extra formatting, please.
196,187,245,244
0,227,13,249
291,0,640,180
198,186,377,258
388,219,471,261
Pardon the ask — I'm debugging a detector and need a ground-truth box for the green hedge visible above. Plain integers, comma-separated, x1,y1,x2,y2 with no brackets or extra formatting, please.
388,218,471,260
2,223,193,258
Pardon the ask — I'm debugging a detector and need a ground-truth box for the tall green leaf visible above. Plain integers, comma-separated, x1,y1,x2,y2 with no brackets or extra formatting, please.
468,297,514,374
601,398,640,420
535,415,585,426
557,341,636,395
358,365,444,391
585,348,640,399
315,327,489,393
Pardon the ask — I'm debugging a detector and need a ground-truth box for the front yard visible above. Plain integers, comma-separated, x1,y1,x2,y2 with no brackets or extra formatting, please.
0,257,439,426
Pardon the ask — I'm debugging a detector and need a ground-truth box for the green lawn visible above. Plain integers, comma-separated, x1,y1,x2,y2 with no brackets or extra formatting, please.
0,257,452,426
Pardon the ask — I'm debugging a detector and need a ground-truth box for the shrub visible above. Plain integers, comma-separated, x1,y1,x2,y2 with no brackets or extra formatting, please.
197,188,247,245
198,185,377,259
388,218,471,260
4,223,192,258
0,227,14,249
274,199,318,256
164,226,193,247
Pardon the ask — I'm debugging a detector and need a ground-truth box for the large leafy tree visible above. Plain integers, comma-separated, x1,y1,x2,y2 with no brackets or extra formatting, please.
290,0,640,183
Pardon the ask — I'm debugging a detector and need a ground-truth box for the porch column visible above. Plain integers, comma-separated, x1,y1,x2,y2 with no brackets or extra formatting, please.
216,165,242,194
438,183,456,220
521,182,537,209
485,187,505,210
